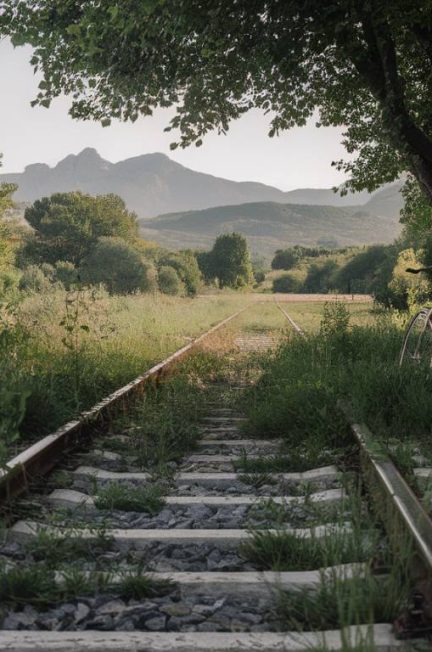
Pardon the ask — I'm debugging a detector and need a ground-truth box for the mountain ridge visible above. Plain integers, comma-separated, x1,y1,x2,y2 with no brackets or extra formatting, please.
1,148,403,219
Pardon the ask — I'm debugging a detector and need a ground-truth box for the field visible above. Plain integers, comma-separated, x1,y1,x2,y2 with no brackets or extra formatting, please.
1,291,379,461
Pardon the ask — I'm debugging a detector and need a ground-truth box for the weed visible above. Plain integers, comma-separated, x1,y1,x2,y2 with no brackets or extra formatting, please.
240,525,378,571
26,528,113,568
238,471,277,490
117,572,174,600
94,483,166,515
276,571,406,631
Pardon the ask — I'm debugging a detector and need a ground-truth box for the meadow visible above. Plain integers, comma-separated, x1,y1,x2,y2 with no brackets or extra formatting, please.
0,289,250,460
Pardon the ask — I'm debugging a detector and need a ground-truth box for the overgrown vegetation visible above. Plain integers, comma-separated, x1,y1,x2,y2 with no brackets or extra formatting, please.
94,483,166,515
0,292,248,458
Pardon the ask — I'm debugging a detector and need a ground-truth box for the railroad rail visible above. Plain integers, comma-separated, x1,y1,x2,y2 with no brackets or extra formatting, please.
0,302,431,649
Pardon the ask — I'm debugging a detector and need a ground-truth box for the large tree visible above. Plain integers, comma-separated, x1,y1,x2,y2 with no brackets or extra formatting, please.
210,232,254,289
24,192,139,265
5,1,432,210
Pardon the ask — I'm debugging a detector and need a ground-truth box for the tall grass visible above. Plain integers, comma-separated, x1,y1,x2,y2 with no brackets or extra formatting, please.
1,289,249,453
243,306,432,454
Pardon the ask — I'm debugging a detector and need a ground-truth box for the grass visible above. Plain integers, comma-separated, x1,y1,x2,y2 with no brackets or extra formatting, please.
279,301,375,333
0,563,174,609
94,483,166,515
0,289,250,457
276,570,407,631
234,448,337,474
25,528,114,569
240,526,378,571
116,572,173,600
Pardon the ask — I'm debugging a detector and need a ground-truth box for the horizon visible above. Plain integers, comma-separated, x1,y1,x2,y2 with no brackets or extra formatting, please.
2,146,353,194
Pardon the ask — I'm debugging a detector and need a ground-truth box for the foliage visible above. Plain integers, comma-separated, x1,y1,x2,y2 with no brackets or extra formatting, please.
94,483,165,515
319,301,350,339
54,260,79,290
0,305,28,464
158,250,202,296
207,232,253,289
271,249,298,271
23,192,139,265
19,264,54,293
158,265,183,296
303,260,339,293
388,248,429,310
272,274,302,294
8,3,432,204
335,245,390,294
1,291,246,450
81,237,157,294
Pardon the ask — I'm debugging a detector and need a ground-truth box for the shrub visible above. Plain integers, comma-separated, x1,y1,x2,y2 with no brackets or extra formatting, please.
272,274,302,293
55,261,79,290
271,249,297,270
81,237,157,294
19,265,54,293
158,265,184,295
158,251,201,296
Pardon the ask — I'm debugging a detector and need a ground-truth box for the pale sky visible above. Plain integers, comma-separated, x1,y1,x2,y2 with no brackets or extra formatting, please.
1,38,351,191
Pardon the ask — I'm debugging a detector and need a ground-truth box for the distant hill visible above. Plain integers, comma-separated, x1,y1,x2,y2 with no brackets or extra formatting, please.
1,148,403,219
140,202,401,258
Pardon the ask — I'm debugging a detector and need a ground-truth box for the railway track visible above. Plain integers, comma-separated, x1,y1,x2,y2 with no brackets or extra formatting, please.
0,302,431,650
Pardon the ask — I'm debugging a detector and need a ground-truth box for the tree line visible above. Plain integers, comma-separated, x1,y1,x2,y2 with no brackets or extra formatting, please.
0,188,255,298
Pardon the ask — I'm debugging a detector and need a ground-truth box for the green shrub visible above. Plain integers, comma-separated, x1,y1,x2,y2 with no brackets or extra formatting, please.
158,265,184,295
81,237,157,294
272,274,302,293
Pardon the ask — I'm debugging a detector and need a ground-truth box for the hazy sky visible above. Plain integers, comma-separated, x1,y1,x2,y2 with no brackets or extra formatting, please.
1,39,351,191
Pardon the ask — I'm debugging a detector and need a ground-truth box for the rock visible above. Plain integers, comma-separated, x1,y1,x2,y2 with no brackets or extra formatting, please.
144,615,167,630
238,612,263,625
98,599,126,614
85,615,113,630
2,611,37,629
160,604,191,617
74,602,90,623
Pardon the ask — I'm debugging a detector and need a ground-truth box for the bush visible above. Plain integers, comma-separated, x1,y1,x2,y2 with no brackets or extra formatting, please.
272,274,302,293
158,265,184,295
54,261,79,290
158,251,201,296
254,270,266,284
81,237,157,294
271,249,297,270
19,265,54,293
303,260,339,293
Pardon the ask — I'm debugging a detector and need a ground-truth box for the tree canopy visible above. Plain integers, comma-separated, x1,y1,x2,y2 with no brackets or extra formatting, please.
24,192,139,265
81,236,157,294
5,1,432,206
209,232,254,289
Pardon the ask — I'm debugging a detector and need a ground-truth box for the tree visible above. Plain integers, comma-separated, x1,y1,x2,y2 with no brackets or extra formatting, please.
272,274,302,293
24,192,139,265
158,265,184,296
80,237,157,294
7,2,432,206
158,251,202,296
335,245,389,293
271,250,298,271
210,233,253,289
303,261,339,294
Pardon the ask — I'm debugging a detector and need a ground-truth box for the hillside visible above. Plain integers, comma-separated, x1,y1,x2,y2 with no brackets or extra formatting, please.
140,202,401,258
1,148,403,219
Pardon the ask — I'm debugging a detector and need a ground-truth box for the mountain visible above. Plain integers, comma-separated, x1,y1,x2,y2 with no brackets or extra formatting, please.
1,148,394,218
140,202,401,258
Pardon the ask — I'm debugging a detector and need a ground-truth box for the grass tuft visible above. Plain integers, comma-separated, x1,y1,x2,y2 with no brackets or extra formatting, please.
94,483,166,515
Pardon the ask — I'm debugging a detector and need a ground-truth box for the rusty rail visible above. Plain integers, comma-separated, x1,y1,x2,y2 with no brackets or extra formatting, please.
0,307,248,504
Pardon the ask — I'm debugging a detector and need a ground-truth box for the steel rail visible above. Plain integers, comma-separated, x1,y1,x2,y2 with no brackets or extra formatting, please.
278,305,432,582
275,302,306,337
0,306,249,505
